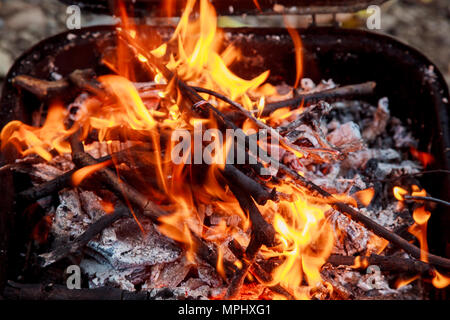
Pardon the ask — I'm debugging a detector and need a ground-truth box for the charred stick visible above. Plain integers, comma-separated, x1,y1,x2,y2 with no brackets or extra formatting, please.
17,145,150,202
329,200,450,269
225,183,276,298
327,254,433,274
192,86,313,158
261,81,376,116
12,69,100,102
71,151,167,220
12,75,70,101
3,281,159,300
39,204,130,267
403,195,450,207
228,182,276,247
226,234,262,299
223,164,274,205
18,168,76,202
277,100,333,133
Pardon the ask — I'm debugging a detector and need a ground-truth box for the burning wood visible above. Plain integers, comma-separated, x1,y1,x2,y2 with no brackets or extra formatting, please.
1,0,449,300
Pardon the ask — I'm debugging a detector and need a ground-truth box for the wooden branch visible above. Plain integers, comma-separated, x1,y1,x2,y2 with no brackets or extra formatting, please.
192,86,313,160
404,195,450,207
327,254,433,274
277,100,333,133
71,150,167,220
225,183,276,298
17,145,150,202
226,234,262,299
223,164,275,205
12,75,70,101
261,81,376,116
12,69,100,102
228,182,276,248
39,204,130,267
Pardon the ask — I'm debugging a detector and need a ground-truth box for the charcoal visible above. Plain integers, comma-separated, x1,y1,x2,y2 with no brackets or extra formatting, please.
86,219,180,270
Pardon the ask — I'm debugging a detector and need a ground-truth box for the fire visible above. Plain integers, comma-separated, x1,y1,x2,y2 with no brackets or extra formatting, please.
395,275,420,289
284,18,303,88
0,103,74,161
1,0,447,298
410,146,434,168
432,270,450,288
408,206,431,263
352,188,375,207
393,186,408,201
72,160,113,186
259,196,334,299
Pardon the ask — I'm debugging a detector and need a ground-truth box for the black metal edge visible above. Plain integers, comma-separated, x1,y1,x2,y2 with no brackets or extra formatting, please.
58,0,388,16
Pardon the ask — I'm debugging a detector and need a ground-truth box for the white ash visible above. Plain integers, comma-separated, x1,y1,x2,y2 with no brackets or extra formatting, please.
86,218,180,270
376,161,421,178
326,121,364,153
146,255,194,289
52,189,93,241
327,209,372,256
321,265,421,299
342,148,401,170
197,263,223,288
362,97,390,142
392,120,417,148
80,258,136,292
359,203,411,231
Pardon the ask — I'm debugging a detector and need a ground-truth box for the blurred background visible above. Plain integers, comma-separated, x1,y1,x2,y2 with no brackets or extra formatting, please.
0,0,449,95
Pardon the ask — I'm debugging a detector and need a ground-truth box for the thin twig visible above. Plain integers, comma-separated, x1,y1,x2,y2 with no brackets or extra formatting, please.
261,81,376,116
404,195,450,207
17,145,150,202
327,254,433,274
39,204,130,267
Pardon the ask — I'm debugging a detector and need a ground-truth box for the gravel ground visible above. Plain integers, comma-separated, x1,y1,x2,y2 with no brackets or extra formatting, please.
0,0,449,95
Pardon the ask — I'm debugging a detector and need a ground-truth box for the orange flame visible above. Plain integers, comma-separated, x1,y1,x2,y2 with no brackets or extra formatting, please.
0,103,74,161
393,186,408,201
72,160,113,186
352,188,375,207
284,18,303,89
432,270,450,288
395,275,420,289
408,206,431,263
410,147,434,168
